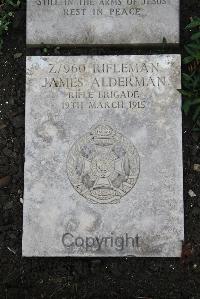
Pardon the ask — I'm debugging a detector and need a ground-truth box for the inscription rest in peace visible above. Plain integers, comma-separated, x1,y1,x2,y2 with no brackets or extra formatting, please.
35,0,167,17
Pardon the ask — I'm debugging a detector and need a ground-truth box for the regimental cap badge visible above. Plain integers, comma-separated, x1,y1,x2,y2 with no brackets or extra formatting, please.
67,123,140,204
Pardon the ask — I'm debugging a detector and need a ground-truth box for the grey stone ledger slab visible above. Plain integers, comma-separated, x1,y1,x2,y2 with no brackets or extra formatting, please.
23,55,184,257
27,0,179,45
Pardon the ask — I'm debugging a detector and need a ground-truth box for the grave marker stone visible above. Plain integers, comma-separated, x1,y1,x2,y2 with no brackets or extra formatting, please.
27,0,180,45
23,55,184,257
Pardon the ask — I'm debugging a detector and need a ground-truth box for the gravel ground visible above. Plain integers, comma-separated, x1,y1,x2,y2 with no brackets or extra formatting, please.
0,0,200,298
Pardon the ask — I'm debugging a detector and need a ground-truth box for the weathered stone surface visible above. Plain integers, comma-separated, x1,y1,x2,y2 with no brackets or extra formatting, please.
23,55,183,257
27,0,179,45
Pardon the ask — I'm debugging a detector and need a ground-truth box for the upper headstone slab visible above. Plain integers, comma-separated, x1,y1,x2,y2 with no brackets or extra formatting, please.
27,0,180,45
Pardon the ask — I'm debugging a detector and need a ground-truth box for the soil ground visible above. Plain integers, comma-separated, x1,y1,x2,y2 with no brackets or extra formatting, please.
0,0,200,298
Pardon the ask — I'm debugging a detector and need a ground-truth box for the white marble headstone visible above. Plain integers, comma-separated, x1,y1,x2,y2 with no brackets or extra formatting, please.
27,0,180,45
23,55,184,257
